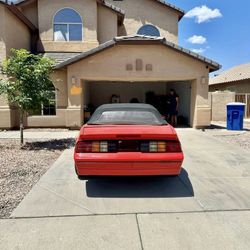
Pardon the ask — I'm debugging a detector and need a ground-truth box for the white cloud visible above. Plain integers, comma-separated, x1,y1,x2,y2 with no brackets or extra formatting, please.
185,5,222,23
187,35,207,44
191,48,206,54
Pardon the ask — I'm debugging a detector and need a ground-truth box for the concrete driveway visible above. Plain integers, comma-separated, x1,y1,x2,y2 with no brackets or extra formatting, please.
1,129,250,250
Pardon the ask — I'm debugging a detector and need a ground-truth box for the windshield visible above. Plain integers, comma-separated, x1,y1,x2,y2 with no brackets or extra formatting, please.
87,104,167,125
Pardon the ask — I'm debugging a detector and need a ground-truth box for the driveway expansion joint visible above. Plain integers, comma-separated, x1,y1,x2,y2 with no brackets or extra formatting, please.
135,214,144,250
7,208,250,220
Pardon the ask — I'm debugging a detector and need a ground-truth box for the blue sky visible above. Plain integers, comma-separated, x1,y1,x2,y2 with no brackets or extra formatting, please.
171,0,250,75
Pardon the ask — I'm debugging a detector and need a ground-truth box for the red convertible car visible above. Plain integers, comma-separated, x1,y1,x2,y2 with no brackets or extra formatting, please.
74,104,184,177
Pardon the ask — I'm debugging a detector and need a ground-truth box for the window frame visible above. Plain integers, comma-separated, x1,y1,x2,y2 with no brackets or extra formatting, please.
137,24,160,37
28,89,57,117
53,7,83,42
41,89,57,116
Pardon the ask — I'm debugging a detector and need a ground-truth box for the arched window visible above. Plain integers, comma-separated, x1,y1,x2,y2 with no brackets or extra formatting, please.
137,25,160,37
54,8,82,41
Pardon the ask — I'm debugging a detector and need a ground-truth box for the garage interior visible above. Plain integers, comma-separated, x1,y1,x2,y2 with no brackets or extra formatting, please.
83,81,192,126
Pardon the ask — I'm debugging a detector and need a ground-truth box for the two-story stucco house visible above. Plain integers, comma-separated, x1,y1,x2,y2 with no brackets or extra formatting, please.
0,0,220,129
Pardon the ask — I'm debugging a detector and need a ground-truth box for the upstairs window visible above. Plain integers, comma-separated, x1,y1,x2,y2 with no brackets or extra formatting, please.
54,8,83,41
137,25,160,37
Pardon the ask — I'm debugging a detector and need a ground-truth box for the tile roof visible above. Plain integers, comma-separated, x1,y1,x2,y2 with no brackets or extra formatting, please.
97,0,125,16
15,0,125,16
15,0,184,19
44,52,82,65
0,1,38,31
13,0,29,4
155,0,185,18
209,62,250,85
53,35,221,72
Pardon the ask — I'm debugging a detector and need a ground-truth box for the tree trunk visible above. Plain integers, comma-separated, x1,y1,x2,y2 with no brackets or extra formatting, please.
20,108,24,145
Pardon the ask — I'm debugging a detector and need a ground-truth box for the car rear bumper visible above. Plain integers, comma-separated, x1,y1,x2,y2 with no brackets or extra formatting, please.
74,152,184,176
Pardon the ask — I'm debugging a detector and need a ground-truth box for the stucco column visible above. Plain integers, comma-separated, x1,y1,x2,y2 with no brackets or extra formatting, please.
193,76,211,128
0,94,20,129
66,72,83,128
189,79,197,128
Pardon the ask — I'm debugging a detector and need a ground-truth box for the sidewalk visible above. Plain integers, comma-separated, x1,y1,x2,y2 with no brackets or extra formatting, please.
0,130,79,139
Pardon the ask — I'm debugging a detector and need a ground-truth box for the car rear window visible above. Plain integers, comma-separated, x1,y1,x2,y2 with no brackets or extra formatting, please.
87,105,167,125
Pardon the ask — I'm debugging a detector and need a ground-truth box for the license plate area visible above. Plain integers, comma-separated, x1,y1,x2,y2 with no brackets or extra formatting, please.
118,140,139,152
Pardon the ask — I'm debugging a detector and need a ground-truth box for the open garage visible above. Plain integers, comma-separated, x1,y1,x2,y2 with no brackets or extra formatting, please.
21,36,220,129
59,37,220,129
83,80,192,126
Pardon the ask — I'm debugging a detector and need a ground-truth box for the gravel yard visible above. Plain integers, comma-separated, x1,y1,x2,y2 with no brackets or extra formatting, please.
0,138,75,218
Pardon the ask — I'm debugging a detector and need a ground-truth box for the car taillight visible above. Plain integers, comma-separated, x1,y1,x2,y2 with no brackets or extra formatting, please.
76,140,182,153
140,141,181,153
166,141,182,152
75,141,92,153
75,141,117,153
100,141,108,152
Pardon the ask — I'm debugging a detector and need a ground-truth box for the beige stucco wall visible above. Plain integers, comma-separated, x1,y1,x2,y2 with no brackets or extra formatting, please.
107,0,179,44
37,0,99,52
51,69,68,108
209,80,250,93
0,5,31,129
209,91,235,121
0,5,30,61
27,109,67,127
0,5,8,128
66,44,210,128
4,9,31,56
97,5,118,44
25,69,69,128
0,5,6,64
68,45,208,81
19,1,38,27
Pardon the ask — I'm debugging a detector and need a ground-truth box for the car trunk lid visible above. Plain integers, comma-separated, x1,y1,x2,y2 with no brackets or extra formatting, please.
80,125,177,140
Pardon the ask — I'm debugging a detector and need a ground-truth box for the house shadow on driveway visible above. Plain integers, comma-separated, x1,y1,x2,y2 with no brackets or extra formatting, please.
22,139,76,150
85,168,193,198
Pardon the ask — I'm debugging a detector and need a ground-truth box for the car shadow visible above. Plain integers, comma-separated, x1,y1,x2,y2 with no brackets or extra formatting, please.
85,168,193,198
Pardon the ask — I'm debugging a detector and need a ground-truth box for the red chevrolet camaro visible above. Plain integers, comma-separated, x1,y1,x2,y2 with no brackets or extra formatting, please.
74,104,184,177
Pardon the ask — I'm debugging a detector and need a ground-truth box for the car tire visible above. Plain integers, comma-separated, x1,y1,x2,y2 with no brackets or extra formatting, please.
78,175,87,180
74,165,83,179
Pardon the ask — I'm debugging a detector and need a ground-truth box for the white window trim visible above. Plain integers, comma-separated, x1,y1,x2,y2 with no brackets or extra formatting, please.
41,90,57,116
53,7,84,42
137,24,160,37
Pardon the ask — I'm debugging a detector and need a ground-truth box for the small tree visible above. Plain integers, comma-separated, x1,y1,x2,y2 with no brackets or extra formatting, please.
0,49,54,145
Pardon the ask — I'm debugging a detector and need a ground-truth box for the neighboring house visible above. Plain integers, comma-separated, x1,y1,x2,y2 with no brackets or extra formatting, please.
209,62,250,117
0,0,220,129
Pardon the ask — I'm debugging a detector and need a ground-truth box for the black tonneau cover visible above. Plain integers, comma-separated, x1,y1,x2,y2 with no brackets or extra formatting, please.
87,103,167,125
